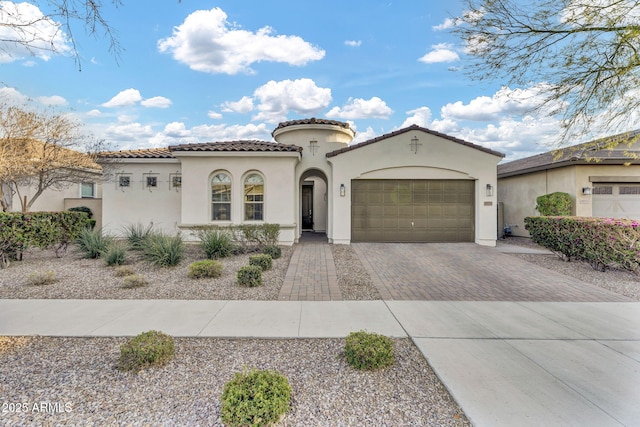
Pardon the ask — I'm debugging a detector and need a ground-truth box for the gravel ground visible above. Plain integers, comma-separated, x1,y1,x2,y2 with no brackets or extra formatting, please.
332,245,382,300
0,245,294,300
502,237,640,301
0,336,469,427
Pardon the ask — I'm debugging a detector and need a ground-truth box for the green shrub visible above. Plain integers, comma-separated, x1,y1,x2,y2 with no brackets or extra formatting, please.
122,274,148,288
249,254,272,271
536,192,573,216
104,241,127,266
116,330,175,373
188,260,223,279
237,265,263,287
197,228,235,259
68,206,93,219
26,270,57,286
123,223,154,251
114,265,136,277
142,232,184,267
76,227,113,259
262,245,282,260
344,331,395,370
525,216,640,273
220,368,292,427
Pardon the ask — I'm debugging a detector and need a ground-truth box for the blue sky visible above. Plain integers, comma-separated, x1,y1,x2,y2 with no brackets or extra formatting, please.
0,0,598,161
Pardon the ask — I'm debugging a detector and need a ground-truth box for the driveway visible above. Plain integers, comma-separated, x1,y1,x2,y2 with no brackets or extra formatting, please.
352,243,631,301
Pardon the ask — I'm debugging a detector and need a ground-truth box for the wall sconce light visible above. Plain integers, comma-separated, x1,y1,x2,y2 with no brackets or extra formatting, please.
582,187,592,195
340,184,346,197
486,183,493,197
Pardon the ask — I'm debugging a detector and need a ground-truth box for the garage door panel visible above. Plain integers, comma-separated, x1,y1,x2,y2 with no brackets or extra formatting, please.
351,179,475,243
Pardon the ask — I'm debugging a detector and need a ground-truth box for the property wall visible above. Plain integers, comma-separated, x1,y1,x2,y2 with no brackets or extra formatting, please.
173,153,299,244
328,129,502,246
101,160,182,237
64,198,103,229
12,179,102,214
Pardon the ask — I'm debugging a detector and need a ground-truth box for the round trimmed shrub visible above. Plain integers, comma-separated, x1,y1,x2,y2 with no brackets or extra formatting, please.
237,265,263,287
249,253,272,271
262,245,282,260
220,368,292,427
188,259,223,279
344,330,395,370
117,330,175,373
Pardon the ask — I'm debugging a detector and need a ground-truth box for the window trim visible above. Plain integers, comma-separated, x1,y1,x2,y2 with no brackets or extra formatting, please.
243,172,265,222
80,182,96,198
117,174,131,189
211,171,232,222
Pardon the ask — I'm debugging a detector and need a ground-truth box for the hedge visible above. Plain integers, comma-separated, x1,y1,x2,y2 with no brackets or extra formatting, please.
524,216,640,273
0,211,90,267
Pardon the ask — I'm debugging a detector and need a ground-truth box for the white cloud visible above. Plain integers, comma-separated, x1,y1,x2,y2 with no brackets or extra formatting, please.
222,96,254,113
37,95,67,106
146,122,273,148
419,43,460,64
344,40,362,47
326,96,393,120
103,121,155,143
432,17,458,31
102,88,143,108
0,1,72,63
208,110,222,120
86,109,102,117
351,126,378,144
157,7,325,75
141,96,172,108
253,78,332,123
400,107,432,128
0,86,29,104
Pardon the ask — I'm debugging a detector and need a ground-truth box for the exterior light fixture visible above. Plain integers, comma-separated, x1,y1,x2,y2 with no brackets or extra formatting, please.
340,184,346,197
582,187,592,195
486,183,493,197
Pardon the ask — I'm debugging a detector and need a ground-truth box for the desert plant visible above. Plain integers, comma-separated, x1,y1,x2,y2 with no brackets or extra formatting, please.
26,270,57,286
220,368,292,427
123,223,154,251
344,330,395,370
535,192,573,216
262,245,282,260
104,241,127,266
197,228,236,259
76,227,113,259
237,265,263,287
116,330,175,373
249,254,272,271
114,265,136,277
188,260,223,279
142,232,184,267
122,274,148,288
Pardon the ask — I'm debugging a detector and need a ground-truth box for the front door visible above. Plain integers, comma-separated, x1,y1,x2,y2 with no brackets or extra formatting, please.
302,185,314,230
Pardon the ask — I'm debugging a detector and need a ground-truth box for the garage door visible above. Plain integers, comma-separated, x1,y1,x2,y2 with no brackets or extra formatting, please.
593,183,640,219
351,179,475,242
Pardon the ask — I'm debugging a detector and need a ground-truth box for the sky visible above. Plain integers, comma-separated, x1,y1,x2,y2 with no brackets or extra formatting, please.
0,0,627,162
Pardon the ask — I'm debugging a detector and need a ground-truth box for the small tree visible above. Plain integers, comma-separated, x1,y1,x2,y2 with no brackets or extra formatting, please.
536,192,573,216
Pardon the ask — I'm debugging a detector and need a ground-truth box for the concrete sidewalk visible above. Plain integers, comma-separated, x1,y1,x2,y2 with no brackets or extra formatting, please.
1,299,639,426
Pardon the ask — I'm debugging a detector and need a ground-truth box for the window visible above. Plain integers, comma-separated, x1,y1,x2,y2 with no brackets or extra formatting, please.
212,173,231,221
171,174,182,189
593,186,613,195
620,186,640,195
118,175,131,188
244,173,264,221
146,176,158,188
81,182,95,198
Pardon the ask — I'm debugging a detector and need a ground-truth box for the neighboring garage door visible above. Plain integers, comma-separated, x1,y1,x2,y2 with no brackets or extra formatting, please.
592,183,640,219
351,179,475,242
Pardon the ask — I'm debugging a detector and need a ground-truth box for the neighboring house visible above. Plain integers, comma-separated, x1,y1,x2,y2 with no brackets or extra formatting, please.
498,130,640,237
100,119,504,246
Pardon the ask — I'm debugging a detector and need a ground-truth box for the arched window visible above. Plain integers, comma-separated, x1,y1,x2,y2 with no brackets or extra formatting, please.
211,173,231,221
244,173,264,221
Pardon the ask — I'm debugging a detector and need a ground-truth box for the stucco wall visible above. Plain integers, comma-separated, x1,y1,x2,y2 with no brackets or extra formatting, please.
328,130,502,246
12,179,102,214
101,160,182,236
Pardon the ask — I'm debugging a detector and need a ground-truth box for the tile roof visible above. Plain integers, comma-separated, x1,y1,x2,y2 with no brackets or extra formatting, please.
498,130,640,178
99,147,174,159
272,117,353,135
326,124,505,158
169,140,302,153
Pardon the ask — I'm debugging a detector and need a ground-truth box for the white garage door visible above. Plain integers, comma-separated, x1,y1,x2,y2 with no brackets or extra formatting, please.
592,183,640,219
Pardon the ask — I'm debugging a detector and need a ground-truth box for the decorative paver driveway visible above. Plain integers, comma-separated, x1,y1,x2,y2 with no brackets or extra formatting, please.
353,243,631,302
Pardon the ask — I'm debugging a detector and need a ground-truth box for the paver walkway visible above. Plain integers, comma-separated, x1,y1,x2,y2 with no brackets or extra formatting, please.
354,243,631,301
278,233,341,300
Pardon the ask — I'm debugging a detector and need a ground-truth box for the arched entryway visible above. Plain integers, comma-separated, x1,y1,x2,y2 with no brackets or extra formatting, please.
299,168,329,239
